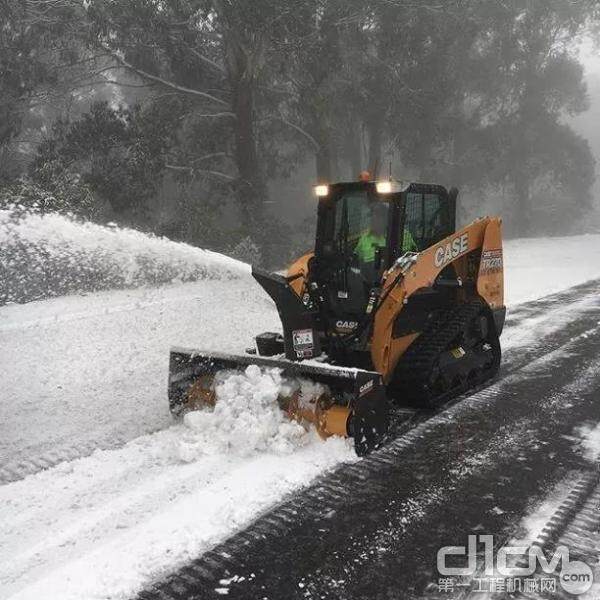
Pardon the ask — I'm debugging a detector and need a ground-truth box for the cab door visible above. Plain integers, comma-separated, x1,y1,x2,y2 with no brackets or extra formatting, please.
398,185,455,255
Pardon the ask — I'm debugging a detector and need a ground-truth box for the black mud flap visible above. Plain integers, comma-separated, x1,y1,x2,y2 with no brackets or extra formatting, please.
168,348,389,455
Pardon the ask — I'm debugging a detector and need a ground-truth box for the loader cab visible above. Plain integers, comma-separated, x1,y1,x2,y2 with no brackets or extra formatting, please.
310,180,456,339
313,180,455,275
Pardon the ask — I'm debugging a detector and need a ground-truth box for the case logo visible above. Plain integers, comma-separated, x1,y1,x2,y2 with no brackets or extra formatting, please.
359,380,374,396
336,320,358,332
434,233,469,268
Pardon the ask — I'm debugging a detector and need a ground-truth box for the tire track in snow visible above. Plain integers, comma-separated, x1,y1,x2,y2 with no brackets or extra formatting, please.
139,322,600,600
2,281,600,486
0,428,355,600
0,279,280,485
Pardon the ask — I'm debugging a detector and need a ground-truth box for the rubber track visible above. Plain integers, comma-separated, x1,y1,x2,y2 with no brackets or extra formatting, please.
392,301,491,405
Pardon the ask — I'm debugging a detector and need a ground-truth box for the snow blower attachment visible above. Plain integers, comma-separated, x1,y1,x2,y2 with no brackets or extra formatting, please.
169,178,505,454
169,349,388,454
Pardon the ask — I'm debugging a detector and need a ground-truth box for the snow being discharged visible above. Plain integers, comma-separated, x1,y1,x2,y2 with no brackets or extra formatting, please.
0,206,248,304
178,365,327,459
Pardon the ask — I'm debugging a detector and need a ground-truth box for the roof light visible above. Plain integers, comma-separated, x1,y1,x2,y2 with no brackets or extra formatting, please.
375,180,410,194
314,184,329,197
376,181,393,194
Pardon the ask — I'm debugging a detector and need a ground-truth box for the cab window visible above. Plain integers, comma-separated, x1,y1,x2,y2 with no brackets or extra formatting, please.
334,191,373,243
403,192,448,251
333,191,390,259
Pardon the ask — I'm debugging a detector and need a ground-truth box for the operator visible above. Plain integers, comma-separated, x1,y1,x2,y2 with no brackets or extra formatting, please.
354,203,387,263
354,204,418,265
401,225,418,253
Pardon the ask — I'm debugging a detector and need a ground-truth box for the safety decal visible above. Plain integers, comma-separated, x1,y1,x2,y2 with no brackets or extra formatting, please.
292,328,314,358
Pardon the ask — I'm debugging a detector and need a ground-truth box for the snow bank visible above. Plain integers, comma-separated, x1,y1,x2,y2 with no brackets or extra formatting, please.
178,366,324,459
0,207,248,304
3,204,598,308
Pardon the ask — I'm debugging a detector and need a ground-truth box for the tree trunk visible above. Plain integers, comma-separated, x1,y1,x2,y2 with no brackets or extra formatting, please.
312,113,333,183
366,115,384,178
342,124,362,179
315,143,332,183
218,1,266,234
229,66,264,227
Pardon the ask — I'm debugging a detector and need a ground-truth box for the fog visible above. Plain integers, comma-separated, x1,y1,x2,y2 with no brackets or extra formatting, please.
570,48,600,214
1,1,599,266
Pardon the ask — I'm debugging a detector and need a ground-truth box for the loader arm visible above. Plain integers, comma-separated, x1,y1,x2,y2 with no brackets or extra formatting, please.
370,217,504,381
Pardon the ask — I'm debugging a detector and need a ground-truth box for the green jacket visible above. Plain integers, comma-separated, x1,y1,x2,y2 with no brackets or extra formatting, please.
354,229,417,262
401,229,417,253
354,231,385,262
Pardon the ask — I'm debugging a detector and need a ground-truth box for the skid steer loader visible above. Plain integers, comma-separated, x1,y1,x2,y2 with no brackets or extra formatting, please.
169,178,505,454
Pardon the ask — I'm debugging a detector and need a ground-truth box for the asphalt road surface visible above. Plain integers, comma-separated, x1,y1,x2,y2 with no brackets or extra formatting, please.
138,281,600,600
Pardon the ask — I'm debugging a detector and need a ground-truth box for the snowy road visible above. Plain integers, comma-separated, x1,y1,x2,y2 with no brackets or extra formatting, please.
2,282,600,600
2,227,600,600
0,281,279,481
3,232,600,482
139,282,600,600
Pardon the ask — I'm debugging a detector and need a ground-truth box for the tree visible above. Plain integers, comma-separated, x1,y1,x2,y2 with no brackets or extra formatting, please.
2,0,598,256
457,0,595,235
32,101,180,221
86,0,290,235
0,0,116,179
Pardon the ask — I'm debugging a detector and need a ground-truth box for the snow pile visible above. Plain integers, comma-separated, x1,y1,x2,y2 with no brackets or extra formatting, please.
178,366,325,459
0,206,248,304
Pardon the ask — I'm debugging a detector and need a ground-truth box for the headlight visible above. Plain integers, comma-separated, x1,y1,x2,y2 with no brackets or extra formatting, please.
314,184,329,197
